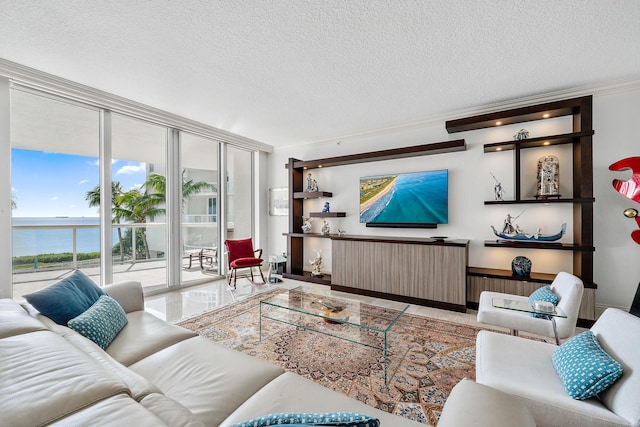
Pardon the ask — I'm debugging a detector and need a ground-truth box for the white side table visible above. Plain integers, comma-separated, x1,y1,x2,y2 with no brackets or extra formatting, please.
268,255,286,283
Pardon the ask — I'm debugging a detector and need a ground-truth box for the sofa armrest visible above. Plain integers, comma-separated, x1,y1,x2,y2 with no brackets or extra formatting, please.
103,281,144,313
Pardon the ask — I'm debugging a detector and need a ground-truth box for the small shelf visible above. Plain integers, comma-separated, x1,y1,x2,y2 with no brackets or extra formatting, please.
483,130,595,153
484,240,595,251
309,212,346,218
467,266,556,283
284,232,334,238
283,271,332,285
484,197,595,205
293,191,332,199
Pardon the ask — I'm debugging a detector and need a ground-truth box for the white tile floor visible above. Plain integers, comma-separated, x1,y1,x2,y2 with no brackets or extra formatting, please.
144,275,492,330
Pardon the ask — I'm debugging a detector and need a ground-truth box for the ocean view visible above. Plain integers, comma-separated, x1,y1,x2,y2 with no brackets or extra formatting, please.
12,217,119,257
360,170,448,224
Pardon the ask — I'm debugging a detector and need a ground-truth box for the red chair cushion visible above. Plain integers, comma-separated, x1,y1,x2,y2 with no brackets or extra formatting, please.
230,257,263,268
225,238,256,263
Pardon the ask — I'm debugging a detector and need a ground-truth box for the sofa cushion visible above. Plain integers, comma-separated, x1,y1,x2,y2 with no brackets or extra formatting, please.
438,378,535,427
230,412,379,427
105,310,196,366
46,393,170,427
528,285,558,318
68,295,128,349
0,299,47,339
130,336,285,427
24,270,106,325
219,372,423,427
552,331,623,400
0,330,129,426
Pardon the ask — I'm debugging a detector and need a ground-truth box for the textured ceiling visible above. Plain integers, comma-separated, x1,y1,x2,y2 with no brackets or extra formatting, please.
1,1,639,148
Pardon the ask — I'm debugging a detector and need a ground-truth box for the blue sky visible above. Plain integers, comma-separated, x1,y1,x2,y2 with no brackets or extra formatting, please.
11,149,147,217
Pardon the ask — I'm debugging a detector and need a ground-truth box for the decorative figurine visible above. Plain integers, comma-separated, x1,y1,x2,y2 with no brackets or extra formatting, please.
311,179,319,192
336,229,346,237
513,129,529,140
304,173,313,192
301,216,313,233
321,220,330,236
536,155,560,199
490,172,504,201
492,211,566,242
310,250,323,277
322,202,330,213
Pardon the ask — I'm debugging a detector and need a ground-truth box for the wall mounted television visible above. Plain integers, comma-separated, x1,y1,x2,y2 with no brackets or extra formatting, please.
359,169,448,228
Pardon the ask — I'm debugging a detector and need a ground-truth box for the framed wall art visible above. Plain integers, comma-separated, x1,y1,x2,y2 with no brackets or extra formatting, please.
269,188,289,216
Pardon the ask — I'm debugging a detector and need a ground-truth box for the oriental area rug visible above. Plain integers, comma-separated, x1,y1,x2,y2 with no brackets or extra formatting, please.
176,288,485,426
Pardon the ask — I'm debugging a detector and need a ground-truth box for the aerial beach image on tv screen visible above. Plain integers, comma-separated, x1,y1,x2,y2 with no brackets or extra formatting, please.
359,169,448,225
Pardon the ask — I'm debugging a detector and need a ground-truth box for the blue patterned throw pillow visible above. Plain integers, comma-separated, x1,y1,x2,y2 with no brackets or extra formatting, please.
68,295,128,349
24,270,106,325
230,412,380,427
552,331,623,400
528,285,559,318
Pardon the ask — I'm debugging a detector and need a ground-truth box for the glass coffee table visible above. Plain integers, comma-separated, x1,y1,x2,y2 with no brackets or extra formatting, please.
492,297,567,345
260,286,409,383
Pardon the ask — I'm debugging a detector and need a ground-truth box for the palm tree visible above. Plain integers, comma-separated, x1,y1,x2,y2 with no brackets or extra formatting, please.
113,189,164,260
144,171,214,212
85,181,126,261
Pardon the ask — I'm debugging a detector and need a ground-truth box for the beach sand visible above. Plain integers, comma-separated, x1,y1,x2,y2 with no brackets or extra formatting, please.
359,177,397,214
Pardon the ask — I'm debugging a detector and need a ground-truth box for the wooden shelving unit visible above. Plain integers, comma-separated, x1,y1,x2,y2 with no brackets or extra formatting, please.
447,95,596,323
285,139,467,285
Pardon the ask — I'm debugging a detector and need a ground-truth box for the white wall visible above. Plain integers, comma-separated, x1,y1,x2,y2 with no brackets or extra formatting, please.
266,86,640,313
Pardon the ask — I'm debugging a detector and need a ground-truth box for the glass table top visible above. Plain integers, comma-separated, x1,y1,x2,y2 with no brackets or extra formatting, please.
492,297,567,318
260,286,408,332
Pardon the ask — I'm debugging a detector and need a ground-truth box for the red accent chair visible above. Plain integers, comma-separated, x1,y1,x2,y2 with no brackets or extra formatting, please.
225,238,265,289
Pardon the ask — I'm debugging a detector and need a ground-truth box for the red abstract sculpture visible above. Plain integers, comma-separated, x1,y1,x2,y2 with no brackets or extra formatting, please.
610,156,640,244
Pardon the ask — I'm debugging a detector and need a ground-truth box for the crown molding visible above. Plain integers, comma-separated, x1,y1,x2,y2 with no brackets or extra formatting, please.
0,58,273,153
275,75,640,152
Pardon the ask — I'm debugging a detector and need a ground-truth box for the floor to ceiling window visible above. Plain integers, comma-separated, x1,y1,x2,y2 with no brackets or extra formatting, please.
10,89,101,298
2,67,264,299
180,132,220,283
226,146,254,241
111,113,168,290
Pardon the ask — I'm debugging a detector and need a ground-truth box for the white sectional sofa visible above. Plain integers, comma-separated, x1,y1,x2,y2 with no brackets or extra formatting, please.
1,280,425,426
476,308,640,427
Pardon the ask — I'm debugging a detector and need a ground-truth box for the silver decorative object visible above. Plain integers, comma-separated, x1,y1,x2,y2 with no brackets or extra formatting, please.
513,129,529,140
490,172,504,201
321,220,330,236
536,155,560,199
301,217,312,233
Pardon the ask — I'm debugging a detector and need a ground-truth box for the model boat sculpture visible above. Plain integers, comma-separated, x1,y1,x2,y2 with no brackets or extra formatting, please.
491,212,566,242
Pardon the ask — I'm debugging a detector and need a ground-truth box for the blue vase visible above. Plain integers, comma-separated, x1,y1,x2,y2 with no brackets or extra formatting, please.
511,256,532,277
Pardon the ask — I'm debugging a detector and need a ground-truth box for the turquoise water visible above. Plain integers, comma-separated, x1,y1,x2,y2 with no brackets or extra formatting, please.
12,217,120,257
360,170,448,224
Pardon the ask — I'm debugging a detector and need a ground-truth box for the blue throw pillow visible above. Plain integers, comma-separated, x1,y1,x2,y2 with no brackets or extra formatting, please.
528,285,559,318
230,412,380,427
68,295,128,349
24,270,106,325
552,331,623,400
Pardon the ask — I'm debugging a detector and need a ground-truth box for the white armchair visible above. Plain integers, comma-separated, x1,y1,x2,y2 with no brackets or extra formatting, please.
477,271,584,343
